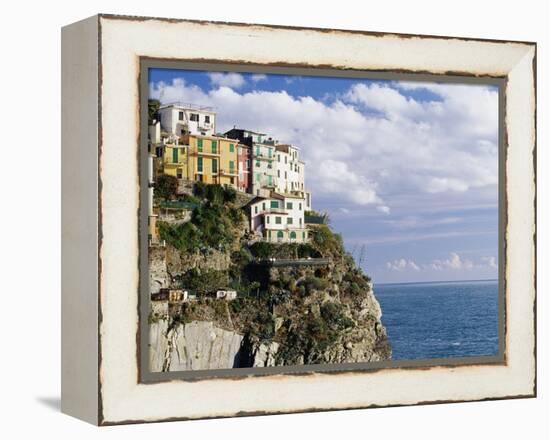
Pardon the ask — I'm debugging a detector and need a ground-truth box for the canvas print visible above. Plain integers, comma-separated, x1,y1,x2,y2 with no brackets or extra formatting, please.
145,68,500,373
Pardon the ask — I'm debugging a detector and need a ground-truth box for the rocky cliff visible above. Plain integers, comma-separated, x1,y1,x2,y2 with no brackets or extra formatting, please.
149,185,391,372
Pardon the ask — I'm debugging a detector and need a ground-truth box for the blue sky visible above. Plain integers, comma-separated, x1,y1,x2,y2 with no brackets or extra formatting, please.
149,68,499,284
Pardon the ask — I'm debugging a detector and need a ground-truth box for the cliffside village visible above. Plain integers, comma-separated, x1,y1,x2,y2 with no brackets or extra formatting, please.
148,102,326,303
148,103,315,246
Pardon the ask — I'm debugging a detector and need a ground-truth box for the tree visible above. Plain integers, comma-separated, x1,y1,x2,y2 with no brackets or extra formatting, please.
155,174,178,200
148,99,160,125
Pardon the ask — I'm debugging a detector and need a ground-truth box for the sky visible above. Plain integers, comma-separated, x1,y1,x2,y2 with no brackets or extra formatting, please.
149,68,500,284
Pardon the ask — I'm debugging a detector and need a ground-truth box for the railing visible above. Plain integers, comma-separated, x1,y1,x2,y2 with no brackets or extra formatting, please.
163,102,215,112
253,258,331,267
220,168,238,176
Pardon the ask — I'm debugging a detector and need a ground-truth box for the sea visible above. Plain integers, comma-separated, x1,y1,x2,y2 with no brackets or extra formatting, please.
375,279,499,361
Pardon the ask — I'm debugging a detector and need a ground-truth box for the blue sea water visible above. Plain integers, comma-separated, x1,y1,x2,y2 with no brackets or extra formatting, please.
375,280,499,361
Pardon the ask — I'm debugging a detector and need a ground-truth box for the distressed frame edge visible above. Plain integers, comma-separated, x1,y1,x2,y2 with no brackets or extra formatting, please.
94,15,537,425
61,14,101,425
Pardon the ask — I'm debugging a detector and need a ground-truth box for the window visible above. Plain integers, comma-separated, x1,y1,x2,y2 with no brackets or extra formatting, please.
299,218,302,226
277,154,280,162
290,231,296,240
299,203,302,210
211,140,217,154
262,202,266,210
229,161,235,173
197,157,203,172
271,201,279,209
275,217,282,225
256,161,261,168
285,156,287,164
268,149,272,158
229,143,234,152
172,148,178,163
177,169,183,179
268,175,273,186
287,217,293,225
286,202,293,210
212,158,218,173
256,146,261,156
277,231,284,241
303,232,306,240
255,206,258,214
278,170,280,177
190,113,199,121
205,115,210,123
256,173,261,182
246,160,250,169
197,138,203,152
285,172,287,179
266,216,270,224
178,111,184,121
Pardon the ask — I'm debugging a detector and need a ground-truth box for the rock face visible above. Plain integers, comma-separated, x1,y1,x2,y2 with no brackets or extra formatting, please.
150,320,244,371
149,246,169,294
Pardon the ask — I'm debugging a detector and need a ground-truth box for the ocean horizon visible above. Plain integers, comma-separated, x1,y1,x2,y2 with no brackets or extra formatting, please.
375,279,499,361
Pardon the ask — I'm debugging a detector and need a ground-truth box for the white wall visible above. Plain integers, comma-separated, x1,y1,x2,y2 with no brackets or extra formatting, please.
2,1,546,439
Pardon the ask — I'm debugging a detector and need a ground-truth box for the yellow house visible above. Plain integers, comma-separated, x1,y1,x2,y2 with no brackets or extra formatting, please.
185,134,238,187
162,144,189,180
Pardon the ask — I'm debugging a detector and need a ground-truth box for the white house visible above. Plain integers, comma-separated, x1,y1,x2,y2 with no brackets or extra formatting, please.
274,144,305,194
158,103,216,137
248,193,309,243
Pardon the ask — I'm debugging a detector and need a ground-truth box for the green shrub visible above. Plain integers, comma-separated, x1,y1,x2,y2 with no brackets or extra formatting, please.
155,174,178,200
249,241,275,259
320,302,355,331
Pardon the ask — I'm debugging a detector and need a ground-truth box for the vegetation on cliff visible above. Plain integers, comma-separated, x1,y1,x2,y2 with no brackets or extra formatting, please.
152,183,391,367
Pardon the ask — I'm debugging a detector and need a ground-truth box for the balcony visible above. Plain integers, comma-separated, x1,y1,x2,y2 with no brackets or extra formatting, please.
190,150,220,157
220,168,238,177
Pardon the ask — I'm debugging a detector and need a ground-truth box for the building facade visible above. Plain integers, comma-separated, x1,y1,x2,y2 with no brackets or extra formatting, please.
237,143,252,193
158,104,216,137
274,144,306,195
184,134,239,188
248,193,309,243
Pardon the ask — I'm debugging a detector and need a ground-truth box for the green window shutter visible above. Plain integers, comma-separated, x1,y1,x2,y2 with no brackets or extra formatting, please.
270,201,279,209
256,173,261,182
172,148,178,163
266,216,270,224
197,139,203,152
256,146,260,156
197,157,203,172
262,203,266,210
302,232,305,239
277,231,283,237
229,161,235,172
268,175,273,186
212,140,217,153
212,158,218,173
287,217,293,225
290,231,296,239
286,202,293,209
229,143,234,152
275,216,282,224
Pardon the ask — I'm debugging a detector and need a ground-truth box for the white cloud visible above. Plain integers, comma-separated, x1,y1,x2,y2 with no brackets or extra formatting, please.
429,252,474,271
250,74,267,82
207,72,246,89
149,77,498,214
386,258,420,271
481,256,498,269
